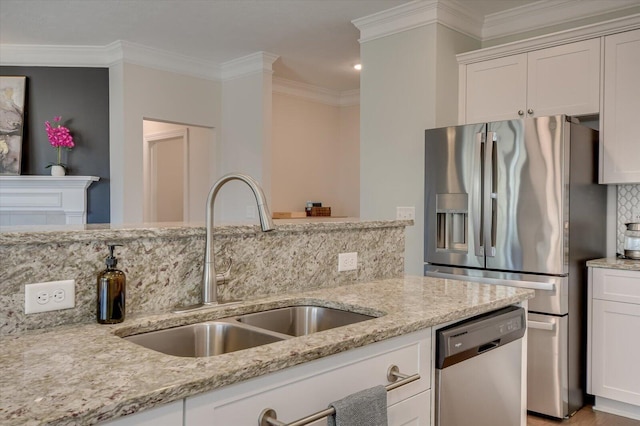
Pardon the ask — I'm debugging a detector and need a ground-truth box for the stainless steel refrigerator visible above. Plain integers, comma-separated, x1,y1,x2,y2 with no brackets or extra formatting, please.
424,115,606,419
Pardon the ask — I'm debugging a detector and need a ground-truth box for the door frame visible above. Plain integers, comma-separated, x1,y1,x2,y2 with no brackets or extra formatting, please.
143,128,190,222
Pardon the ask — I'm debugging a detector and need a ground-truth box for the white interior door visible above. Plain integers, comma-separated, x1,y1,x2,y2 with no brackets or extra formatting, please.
152,137,184,222
144,128,189,223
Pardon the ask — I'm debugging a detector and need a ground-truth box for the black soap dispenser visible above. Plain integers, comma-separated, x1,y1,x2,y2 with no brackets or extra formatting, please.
97,244,126,324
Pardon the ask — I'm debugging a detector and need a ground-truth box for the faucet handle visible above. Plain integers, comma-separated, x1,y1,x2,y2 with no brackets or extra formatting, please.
216,258,232,284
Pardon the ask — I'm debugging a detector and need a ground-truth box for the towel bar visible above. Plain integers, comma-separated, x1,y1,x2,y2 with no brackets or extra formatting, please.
258,364,420,426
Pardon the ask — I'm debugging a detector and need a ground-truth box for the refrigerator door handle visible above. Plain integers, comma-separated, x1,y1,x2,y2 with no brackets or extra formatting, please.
527,319,557,332
474,131,485,257
424,270,556,291
484,131,497,257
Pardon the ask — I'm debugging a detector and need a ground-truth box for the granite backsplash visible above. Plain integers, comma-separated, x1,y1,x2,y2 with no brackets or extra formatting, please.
0,219,408,335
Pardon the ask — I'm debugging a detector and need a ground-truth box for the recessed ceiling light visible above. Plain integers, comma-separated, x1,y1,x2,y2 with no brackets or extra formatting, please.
354,64,362,71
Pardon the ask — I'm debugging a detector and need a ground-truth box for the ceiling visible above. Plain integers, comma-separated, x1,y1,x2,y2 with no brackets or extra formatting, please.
1,0,542,91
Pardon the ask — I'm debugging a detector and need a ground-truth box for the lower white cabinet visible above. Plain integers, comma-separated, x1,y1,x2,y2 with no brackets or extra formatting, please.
100,400,183,426
185,328,431,425
388,390,431,425
588,267,640,419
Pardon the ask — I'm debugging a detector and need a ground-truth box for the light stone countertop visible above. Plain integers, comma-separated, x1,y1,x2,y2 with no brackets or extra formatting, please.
0,218,411,245
587,257,640,271
0,275,533,425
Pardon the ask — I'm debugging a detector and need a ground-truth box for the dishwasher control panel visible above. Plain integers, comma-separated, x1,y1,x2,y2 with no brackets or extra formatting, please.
436,305,526,369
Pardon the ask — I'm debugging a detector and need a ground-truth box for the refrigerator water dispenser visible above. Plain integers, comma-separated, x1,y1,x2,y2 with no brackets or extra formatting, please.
436,193,468,252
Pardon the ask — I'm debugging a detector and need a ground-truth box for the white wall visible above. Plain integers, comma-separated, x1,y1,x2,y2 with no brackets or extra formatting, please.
109,62,221,223
272,93,360,217
217,71,272,223
338,104,360,217
360,23,478,275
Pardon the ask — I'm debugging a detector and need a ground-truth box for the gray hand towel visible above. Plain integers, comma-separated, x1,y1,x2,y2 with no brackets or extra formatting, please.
328,385,388,426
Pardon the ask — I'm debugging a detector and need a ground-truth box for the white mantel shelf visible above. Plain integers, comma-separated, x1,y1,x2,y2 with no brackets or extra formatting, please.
0,175,99,226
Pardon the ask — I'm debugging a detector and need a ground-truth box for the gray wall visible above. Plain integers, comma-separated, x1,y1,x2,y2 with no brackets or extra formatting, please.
0,66,110,223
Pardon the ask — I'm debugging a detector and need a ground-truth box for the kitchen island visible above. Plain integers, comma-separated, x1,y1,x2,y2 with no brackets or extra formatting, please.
0,275,533,425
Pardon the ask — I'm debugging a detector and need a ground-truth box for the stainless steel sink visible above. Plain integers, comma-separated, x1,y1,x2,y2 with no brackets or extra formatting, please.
236,306,375,337
124,321,284,357
123,305,376,358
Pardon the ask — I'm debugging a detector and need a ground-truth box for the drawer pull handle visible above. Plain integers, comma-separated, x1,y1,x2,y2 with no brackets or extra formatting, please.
258,364,420,426
527,319,556,331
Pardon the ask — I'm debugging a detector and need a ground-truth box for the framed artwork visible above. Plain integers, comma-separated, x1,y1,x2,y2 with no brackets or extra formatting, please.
0,76,26,175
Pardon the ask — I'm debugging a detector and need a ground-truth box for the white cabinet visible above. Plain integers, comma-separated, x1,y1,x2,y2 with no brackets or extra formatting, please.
600,29,640,184
388,390,431,425
100,400,183,426
464,54,527,123
461,38,600,124
184,329,431,425
588,267,640,420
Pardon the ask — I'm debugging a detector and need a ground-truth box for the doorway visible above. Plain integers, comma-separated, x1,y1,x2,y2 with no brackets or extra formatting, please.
144,127,189,222
143,119,216,223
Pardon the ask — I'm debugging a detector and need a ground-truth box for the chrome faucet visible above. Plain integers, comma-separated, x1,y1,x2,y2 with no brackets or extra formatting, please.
174,173,274,312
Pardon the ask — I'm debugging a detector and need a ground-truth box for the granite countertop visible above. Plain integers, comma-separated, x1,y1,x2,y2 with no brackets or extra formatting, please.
587,257,640,271
0,218,411,244
0,275,533,425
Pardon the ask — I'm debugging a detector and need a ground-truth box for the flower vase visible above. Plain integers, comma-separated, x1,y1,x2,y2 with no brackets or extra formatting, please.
51,165,66,177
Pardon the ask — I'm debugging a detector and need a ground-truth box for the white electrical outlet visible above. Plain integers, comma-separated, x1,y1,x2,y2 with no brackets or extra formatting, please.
25,280,75,314
338,252,358,272
632,206,640,222
396,206,415,220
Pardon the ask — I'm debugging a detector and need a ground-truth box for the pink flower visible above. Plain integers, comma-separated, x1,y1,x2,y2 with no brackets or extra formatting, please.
44,116,75,167
45,119,75,149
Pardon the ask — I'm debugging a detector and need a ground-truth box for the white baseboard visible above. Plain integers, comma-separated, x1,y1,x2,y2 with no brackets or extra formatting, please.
593,396,640,421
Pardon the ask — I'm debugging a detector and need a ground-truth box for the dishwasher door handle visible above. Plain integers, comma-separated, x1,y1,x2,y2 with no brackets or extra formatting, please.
478,340,500,353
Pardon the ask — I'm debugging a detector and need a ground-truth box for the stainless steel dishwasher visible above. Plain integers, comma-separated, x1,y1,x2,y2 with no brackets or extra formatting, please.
435,305,526,426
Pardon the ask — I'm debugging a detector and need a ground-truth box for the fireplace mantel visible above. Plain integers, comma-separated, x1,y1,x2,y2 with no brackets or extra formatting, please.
0,176,100,226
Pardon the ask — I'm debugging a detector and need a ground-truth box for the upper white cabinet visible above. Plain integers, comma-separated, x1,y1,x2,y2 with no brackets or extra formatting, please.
465,53,527,123
526,39,601,118
461,38,601,124
601,29,640,184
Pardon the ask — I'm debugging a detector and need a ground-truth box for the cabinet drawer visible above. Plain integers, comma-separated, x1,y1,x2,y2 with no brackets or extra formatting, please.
592,268,640,304
185,329,431,425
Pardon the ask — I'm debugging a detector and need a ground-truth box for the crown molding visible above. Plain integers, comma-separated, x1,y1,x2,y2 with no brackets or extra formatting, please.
339,89,361,107
0,40,221,80
0,44,112,67
458,13,640,64
272,77,359,107
482,0,640,41
220,51,279,81
352,0,483,43
113,41,220,80
352,0,640,44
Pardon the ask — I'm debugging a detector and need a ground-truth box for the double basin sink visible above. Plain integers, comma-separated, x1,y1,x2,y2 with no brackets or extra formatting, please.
124,306,375,358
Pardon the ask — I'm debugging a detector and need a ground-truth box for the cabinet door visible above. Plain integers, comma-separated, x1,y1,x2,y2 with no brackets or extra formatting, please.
388,390,431,426
601,28,640,184
527,38,600,117
100,400,183,426
591,299,640,406
465,54,527,123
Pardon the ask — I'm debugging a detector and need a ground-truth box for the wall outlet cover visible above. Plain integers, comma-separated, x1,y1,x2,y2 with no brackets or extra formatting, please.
25,280,75,314
338,252,358,272
396,207,415,220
